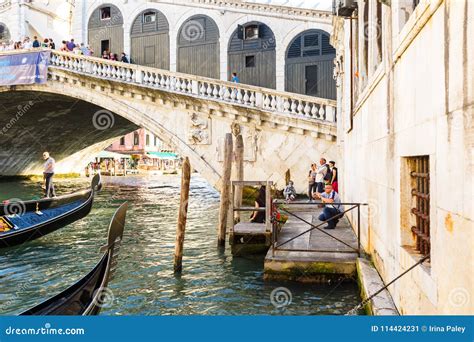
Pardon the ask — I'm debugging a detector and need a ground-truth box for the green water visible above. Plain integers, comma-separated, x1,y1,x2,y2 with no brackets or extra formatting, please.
0,175,362,315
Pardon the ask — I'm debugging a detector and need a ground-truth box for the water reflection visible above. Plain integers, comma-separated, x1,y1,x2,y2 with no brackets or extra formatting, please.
0,174,362,315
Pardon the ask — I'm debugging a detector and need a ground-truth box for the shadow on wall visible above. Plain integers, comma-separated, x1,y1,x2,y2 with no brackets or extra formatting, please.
0,91,138,175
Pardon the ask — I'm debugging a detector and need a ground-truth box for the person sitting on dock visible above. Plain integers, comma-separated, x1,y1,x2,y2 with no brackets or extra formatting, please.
283,181,296,202
313,183,342,229
249,186,266,223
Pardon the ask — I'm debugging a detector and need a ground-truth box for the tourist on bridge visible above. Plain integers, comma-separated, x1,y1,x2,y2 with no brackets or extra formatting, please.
60,40,68,52
250,186,266,223
121,53,129,63
66,39,76,51
42,152,56,198
315,158,329,193
49,38,55,50
23,37,32,49
231,72,240,83
329,161,338,193
32,36,40,48
313,184,342,229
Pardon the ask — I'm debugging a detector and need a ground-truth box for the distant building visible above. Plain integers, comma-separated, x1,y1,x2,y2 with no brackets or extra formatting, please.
107,128,166,156
107,128,178,171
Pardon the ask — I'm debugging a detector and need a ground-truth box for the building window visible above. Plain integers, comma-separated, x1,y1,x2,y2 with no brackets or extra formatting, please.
362,0,369,85
398,0,421,30
146,134,150,146
375,0,383,66
120,137,125,146
100,7,111,20
245,55,256,68
154,136,158,147
143,11,156,23
410,156,430,258
244,25,259,40
133,132,139,146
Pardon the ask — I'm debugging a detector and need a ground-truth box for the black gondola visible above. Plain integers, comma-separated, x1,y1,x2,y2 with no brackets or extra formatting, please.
21,202,127,315
0,175,102,248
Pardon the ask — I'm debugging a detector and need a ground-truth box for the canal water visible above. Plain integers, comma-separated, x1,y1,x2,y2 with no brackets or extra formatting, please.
0,175,363,315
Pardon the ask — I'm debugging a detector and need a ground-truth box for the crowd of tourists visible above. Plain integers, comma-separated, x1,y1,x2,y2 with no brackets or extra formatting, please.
0,36,130,63
250,158,341,230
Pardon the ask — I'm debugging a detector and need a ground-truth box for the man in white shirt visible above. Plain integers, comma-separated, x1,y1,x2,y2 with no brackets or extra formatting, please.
43,152,56,198
23,37,32,49
315,157,328,193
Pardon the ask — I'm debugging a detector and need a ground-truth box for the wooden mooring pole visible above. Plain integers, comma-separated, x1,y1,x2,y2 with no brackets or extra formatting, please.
234,134,244,223
217,133,233,247
174,157,191,273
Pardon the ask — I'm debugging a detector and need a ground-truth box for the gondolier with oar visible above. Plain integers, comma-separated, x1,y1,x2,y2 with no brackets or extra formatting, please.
42,152,56,198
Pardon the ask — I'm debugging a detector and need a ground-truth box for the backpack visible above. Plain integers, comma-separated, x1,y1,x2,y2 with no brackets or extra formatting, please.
323,164,332,182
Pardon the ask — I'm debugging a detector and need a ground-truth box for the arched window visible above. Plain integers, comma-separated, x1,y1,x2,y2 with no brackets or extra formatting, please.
130,9,170,68
177,15,219,79
285,30,336,99
0,23,11,42
88,4,124,57
227,22,276,88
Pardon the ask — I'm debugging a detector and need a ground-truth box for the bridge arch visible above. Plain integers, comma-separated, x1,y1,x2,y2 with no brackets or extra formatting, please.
176,14,220,79
0,87,221,188
87,3,124,58
227,21,276,89
130,9,170,69
0,22,10,42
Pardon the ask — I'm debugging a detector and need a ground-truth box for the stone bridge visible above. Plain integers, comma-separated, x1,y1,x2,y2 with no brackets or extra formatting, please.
0,50,338,191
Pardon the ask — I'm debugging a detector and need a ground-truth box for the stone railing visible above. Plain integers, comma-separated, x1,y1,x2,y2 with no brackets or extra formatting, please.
49,50,336,123
0,0,11,13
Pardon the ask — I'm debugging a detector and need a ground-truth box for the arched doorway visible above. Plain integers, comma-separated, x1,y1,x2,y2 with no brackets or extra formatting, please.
0,22,11,42
177,15,219,79
285,29,336,99
130,9,170,69
88,4,124,58
228,22,276,88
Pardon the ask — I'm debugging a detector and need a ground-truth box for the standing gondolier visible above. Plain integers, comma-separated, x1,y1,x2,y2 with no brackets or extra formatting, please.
43,152,56,198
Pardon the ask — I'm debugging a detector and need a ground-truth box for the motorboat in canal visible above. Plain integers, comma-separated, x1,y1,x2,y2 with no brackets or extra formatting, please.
0,175,102,248
20,202,127,315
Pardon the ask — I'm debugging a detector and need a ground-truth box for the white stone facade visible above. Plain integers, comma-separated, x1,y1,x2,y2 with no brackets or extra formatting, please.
0,0,333,91
333,0,473,314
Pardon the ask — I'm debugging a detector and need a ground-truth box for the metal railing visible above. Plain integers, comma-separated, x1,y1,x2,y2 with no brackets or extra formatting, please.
271,201,368,257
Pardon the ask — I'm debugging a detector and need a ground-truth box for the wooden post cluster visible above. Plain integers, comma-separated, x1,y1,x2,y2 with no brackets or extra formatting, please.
174,157,191,273
217,133,233,246
233,134,244,223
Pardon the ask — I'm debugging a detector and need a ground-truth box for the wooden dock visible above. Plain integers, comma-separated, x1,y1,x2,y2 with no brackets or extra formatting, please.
229,181,272,256
264,203,360,283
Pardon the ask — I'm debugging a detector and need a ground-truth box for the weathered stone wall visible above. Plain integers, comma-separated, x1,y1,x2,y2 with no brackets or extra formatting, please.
335,0,473,314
